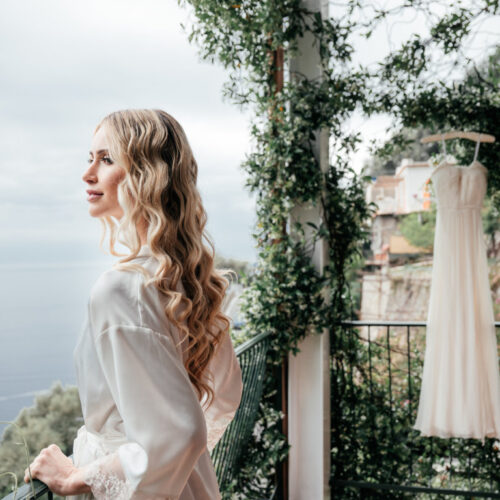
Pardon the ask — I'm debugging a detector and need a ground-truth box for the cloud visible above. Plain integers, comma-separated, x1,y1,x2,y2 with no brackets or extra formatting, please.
0,0,257,262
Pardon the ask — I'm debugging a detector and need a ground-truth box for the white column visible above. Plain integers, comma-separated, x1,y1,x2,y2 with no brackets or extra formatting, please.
287,0,330,498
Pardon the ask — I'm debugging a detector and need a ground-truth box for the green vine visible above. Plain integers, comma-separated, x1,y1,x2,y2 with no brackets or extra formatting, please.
177,0,500,497
178,2,373,496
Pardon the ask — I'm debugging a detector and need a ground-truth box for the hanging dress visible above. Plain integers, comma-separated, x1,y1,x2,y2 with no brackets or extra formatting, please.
413,140,500,440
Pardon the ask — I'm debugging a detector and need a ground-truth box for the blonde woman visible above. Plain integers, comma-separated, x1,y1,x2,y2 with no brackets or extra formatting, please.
23,109,243,499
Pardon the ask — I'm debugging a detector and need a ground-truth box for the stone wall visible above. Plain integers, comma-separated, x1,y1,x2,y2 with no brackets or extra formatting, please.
361,261,432,323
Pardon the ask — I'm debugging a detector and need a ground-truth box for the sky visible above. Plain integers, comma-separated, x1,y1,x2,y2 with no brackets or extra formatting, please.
0,0,498,266
0,0,257,265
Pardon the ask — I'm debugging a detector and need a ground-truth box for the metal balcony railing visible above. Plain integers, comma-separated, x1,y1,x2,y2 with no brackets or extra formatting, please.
331,320,500,499
7,319,500,499
1,331,272,500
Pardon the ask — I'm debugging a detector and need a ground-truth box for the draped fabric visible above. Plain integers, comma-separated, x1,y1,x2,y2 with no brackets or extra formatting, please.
414,159,500,441
69,245,243,499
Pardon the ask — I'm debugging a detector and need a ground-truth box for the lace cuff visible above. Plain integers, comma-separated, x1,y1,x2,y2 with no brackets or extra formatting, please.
82,451,180,500
83,452,135,500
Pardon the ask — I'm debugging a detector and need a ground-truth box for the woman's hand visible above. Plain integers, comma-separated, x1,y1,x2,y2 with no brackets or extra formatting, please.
24,444,91,496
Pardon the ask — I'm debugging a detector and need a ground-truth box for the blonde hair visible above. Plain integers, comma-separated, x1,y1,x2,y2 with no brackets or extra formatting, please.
94,109,234,409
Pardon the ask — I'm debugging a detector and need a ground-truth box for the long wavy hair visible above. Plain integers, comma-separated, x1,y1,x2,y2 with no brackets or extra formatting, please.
93,109,234,410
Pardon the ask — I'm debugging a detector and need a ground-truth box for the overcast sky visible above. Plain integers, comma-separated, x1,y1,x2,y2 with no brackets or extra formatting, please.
0,0,497,266
0,0,258,265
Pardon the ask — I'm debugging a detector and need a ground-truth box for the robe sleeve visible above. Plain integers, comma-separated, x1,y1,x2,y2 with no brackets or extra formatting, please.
80,324,208,500
202,327,243,453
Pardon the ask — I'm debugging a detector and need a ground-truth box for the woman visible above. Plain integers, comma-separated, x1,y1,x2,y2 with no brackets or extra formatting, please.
23,109,244,499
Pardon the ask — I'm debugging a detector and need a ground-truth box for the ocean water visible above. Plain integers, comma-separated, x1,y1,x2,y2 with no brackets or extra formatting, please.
0,260,110,424
0,256,245,426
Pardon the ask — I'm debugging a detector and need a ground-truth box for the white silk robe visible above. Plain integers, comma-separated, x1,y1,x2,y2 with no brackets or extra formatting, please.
69,245,243,500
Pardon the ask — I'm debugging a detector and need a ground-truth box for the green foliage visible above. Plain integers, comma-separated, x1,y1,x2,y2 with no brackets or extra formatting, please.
177,0,500,497
398,206,437,252
0,420,36,500
332,324,500,498
0,383,82,497
230,326,254,348
344,252,367,318
365,127,440,176
214,254,251,282
240,235,326,359
179,1,374,496
220,377,289,499
369,32,500,184
483,194,500,257
465,45,500,89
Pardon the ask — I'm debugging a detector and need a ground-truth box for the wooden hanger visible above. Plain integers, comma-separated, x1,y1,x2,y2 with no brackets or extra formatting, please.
421,130,496,144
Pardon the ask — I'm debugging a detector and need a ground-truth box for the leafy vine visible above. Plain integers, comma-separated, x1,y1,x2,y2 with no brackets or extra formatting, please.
177,0,500,497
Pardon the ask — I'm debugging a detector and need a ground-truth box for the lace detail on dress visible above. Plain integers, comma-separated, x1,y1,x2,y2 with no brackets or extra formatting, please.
84,459,135,500
206,415,234,453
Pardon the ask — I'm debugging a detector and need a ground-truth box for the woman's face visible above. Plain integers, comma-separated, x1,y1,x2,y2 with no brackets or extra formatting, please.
83,125,126,219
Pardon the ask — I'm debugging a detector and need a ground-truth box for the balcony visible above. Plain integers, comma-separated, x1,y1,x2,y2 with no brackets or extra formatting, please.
0,331,274,500
332,320,500,498
2,320,500,499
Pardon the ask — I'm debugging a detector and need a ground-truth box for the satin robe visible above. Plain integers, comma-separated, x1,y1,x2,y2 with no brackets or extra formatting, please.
69,245,243,500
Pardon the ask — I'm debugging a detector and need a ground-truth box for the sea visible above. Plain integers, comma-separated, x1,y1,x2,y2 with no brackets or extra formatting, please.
0,258,111,425
0,250,245,427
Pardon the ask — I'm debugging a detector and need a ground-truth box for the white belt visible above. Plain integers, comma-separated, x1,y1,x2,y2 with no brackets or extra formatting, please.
72,424,129,468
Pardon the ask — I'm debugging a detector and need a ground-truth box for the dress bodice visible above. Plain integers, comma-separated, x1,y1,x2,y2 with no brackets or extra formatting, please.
431,160,488,210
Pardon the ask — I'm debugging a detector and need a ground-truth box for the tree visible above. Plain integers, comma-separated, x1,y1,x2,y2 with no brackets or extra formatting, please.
483,195,500,258
0,383,82,497
363,126,439,176
214,254,252,281
369,41,500,186
399,206,437,251
370,3,500,206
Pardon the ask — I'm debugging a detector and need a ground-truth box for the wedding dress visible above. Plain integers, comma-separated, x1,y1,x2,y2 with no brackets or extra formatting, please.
413,142,500,440
68,244,243,499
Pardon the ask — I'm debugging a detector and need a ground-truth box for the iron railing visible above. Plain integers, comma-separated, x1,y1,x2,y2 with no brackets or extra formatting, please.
212,331,271,488
2,481,51,500
10,318,500,499
331,320,500,499
1,331,272,500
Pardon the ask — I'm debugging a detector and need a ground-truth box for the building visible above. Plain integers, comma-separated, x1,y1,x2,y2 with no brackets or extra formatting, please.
366,158,433,263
